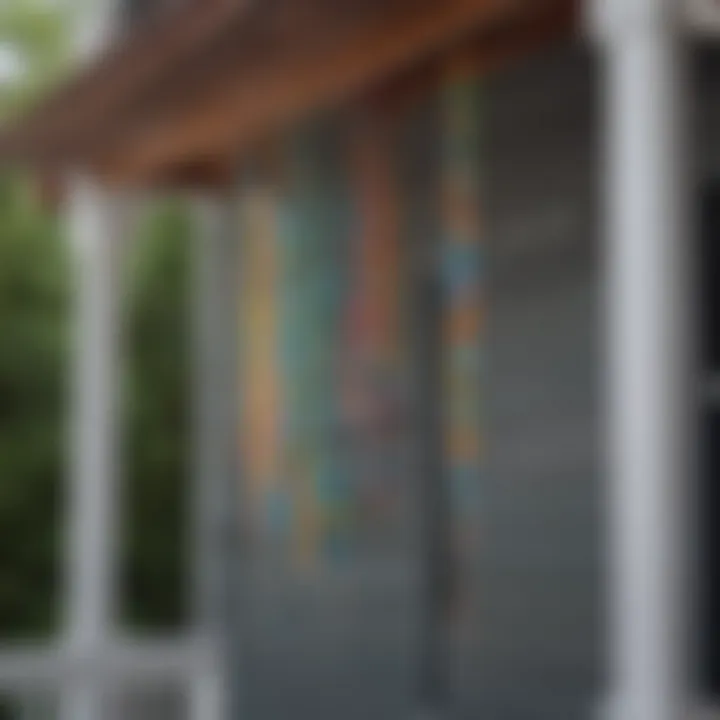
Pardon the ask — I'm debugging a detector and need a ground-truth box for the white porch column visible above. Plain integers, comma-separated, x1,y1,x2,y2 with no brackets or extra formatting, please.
594,1,696,718
62,179,130,720
190,194,243,720
60,4,123,718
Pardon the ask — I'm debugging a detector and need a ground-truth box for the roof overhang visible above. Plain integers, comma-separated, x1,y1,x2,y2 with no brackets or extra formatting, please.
0,0,578,189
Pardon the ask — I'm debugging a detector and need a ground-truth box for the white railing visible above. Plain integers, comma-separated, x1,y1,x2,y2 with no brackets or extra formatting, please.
0,637,216,692
0,635,222,718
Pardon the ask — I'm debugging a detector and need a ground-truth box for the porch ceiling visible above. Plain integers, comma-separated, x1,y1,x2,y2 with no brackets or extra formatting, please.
0,0,577,189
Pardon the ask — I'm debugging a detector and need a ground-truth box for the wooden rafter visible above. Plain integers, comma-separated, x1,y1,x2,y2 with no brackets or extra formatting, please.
0,0,246,163
0,0,578,188
92,0,577,184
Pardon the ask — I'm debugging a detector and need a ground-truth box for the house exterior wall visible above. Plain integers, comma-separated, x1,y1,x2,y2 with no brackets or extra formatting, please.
119,0,187,29
469,42,720,719
234,45,605,720
464,43,602,719
115,43,720,720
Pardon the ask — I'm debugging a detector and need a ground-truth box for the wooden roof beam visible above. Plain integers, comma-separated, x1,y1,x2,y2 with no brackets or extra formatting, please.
95,0,574,185
0,0,247,164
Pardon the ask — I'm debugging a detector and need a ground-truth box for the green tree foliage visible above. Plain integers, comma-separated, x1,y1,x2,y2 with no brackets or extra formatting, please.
0,175,67,641
123,203,191,632
0,4,192,718
0,185,193,641
0,0,191,645
0,0,74,117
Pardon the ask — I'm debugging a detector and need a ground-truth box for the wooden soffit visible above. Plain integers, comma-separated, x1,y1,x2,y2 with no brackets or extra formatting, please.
0,0,578,188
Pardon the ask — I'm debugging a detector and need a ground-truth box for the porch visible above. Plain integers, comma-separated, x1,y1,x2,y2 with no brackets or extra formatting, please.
0,1,707,719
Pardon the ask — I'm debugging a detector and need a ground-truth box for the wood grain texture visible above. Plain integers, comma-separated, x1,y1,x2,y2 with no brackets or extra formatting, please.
97,0,574,184
0,0,245,164
0,0,577,188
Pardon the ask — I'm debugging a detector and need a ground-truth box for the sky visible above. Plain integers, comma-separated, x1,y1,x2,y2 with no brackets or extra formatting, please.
0,43,23,85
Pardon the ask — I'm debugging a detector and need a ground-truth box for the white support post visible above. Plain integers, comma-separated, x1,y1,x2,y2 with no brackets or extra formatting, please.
61,179,129,720
190,195,243,720
594,1,697,718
